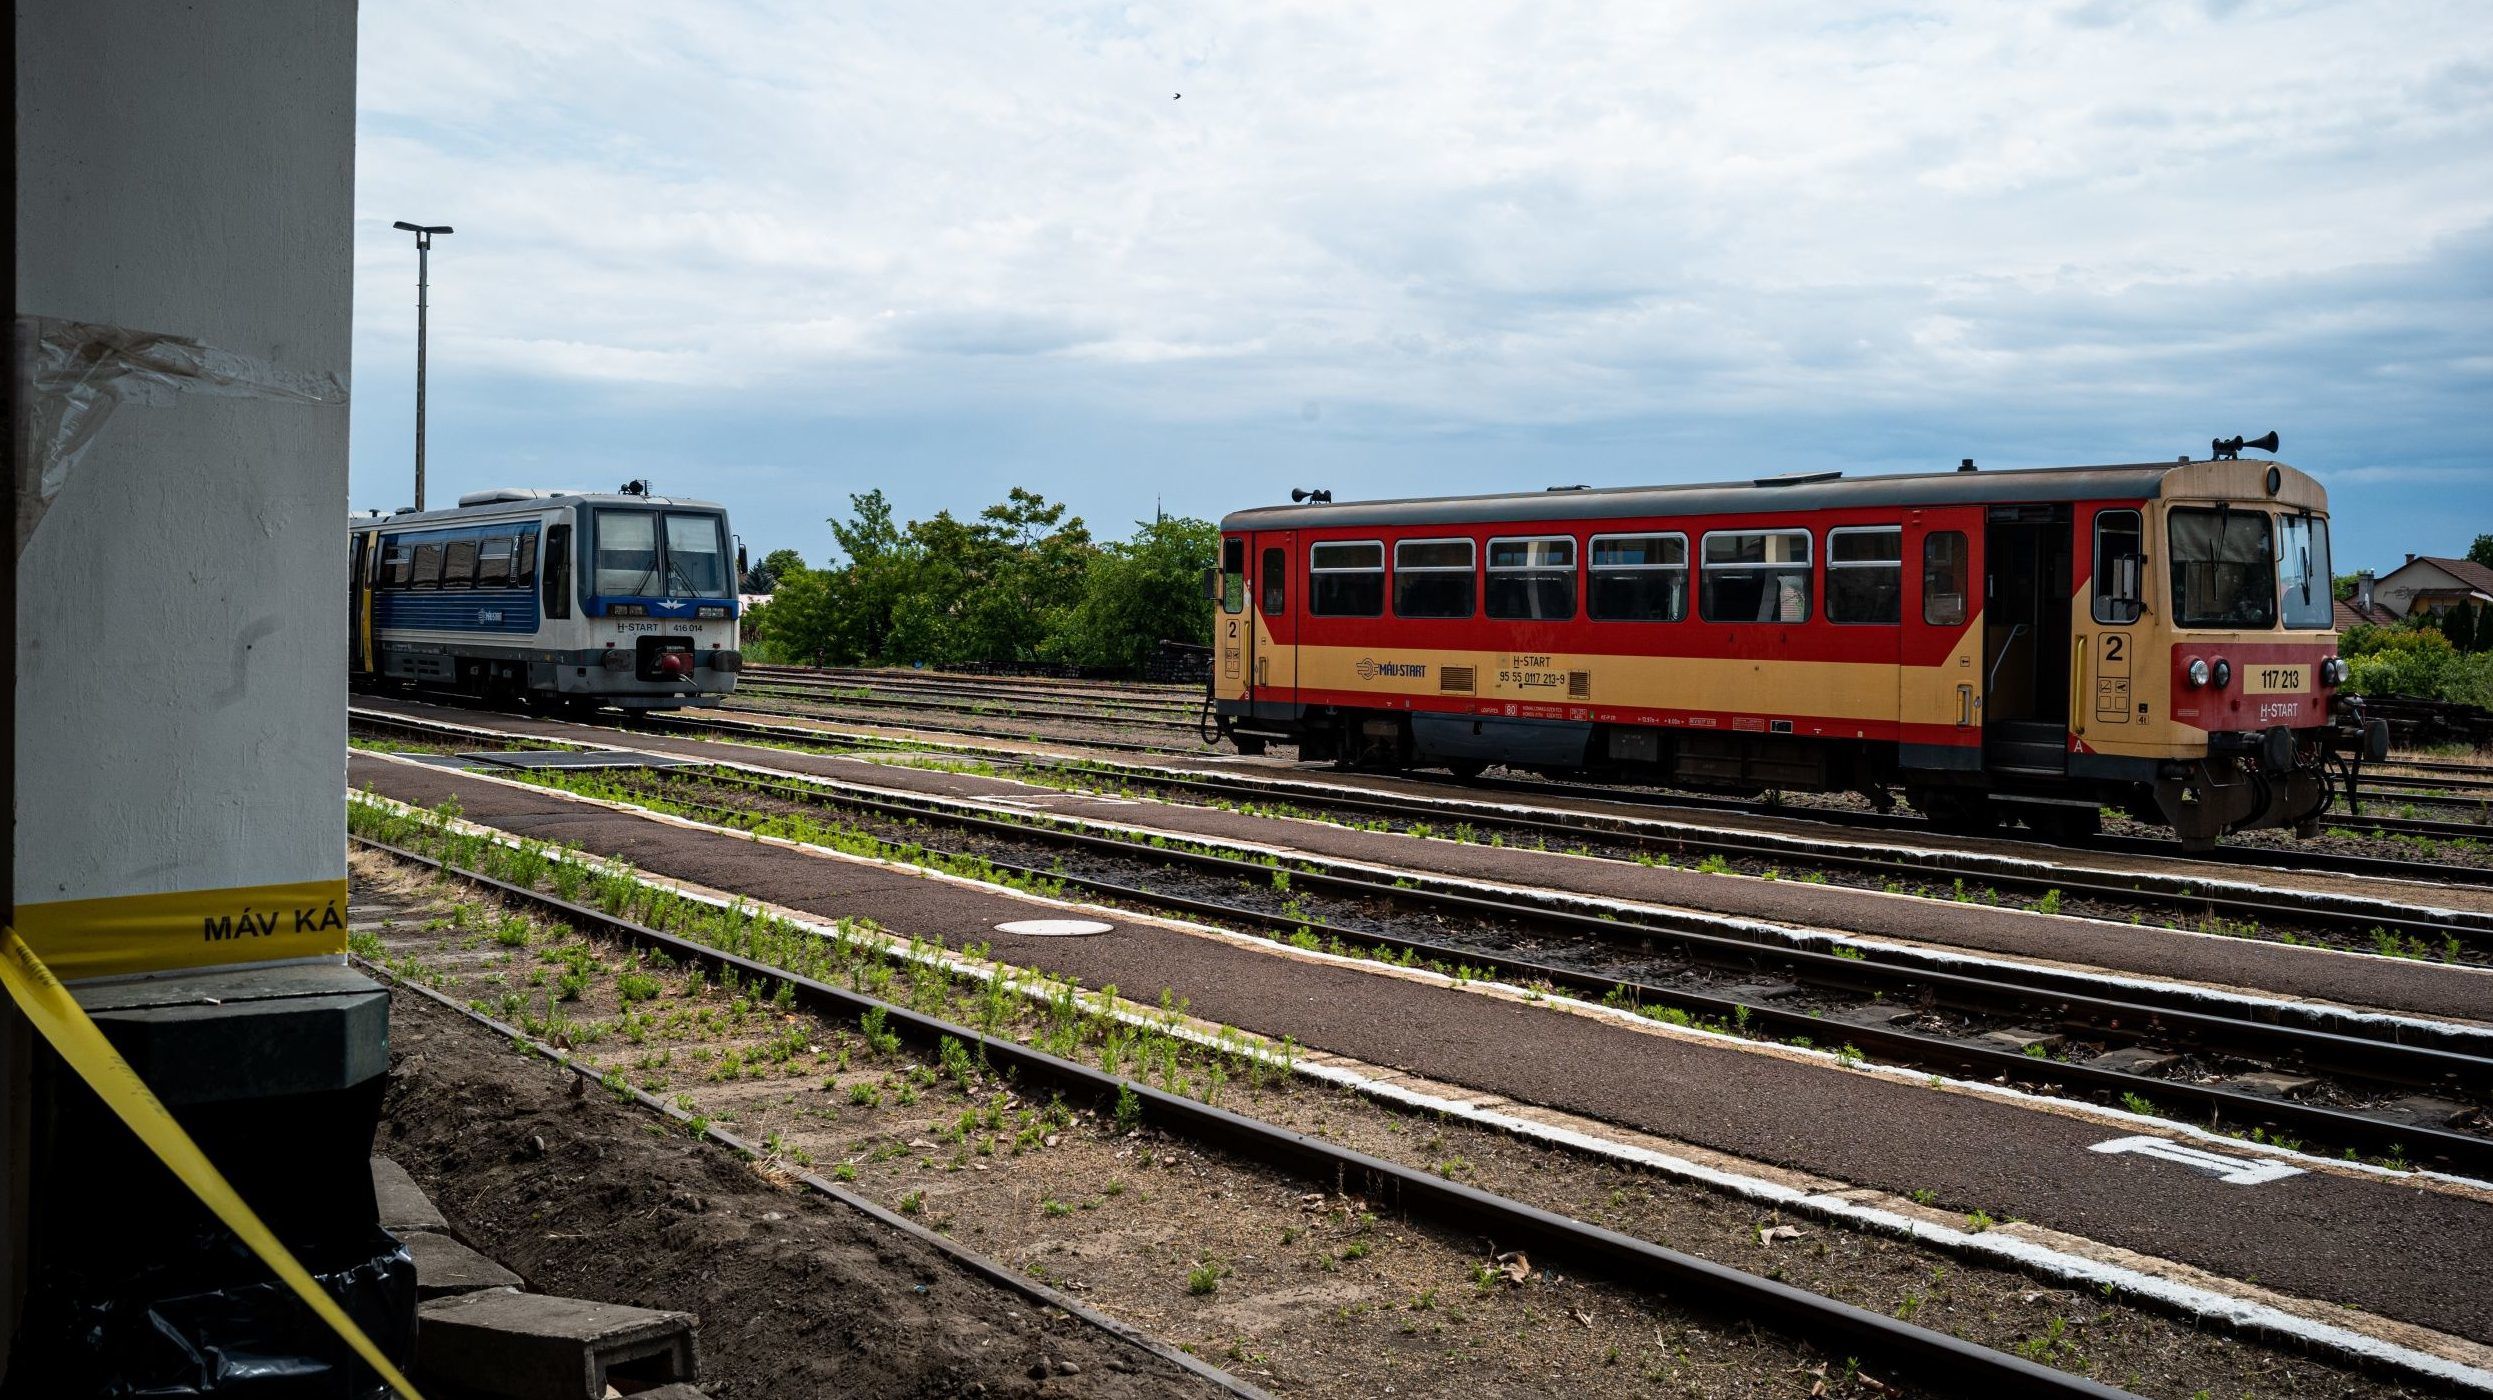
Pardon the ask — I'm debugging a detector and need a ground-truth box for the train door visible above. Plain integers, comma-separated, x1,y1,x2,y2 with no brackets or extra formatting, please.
1216,535,1250,704
1982,506,2074,774
1904,518,1982,758
349,531,375,679
1252,531,1296,700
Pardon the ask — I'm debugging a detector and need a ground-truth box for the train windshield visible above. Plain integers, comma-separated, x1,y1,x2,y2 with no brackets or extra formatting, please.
592,508,734,599
2277,514,2333,630
663,513,733,598
594,510,662,595
2168,508,2276,629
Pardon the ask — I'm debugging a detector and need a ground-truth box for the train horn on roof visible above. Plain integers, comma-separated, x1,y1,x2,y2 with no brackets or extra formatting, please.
1291,488,1333,504
2210,431,2279,461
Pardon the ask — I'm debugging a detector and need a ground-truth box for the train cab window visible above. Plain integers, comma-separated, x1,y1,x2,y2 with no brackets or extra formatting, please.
475,536,515,587
1308,541,1385,617
664,513,735,597
1393,539,1475,619
406,540,446,590
510,532,539,590
2091,510,2144,624
1923,531,1969,626
1826,527,1902,625
1220,539,1245,614
1485,537,1575,620
2278,514,2333,630
2169,508,2276,628
1699,530,1810,623
1260,547,1287,615
381,542,412,590
1588,534,1687,622
594,511,661,596
542,523,573,619
440,539,480,590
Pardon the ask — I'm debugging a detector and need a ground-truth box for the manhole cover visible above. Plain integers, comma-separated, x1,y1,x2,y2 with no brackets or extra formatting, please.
993,918,1113,937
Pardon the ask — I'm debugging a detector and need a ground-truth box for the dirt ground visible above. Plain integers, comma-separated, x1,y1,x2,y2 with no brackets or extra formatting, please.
379,991,1229,1399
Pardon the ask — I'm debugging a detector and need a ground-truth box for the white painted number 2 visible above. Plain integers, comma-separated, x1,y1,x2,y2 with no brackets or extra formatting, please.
2089,1135,2303,1186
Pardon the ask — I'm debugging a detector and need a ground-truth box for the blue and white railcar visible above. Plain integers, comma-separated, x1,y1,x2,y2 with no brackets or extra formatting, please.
349,488,742,710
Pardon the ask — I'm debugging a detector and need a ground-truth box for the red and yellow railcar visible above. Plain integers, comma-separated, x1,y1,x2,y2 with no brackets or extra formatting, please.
1210,455,2383,848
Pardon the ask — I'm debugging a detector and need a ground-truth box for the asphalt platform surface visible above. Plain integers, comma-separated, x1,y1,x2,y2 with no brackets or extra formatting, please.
352,750,2493,1343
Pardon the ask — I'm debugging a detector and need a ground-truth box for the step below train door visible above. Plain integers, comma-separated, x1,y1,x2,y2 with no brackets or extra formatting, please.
1982,505,2075,776
1252,530,1297,707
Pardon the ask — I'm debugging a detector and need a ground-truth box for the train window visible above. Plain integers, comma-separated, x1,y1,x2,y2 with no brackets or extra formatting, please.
594,511,661,596
2091,510,2144,624
2278,514,2333,630
1221,539,1245,613
1393,539,1475,619
1309,540,1385,617
1826,527,1902,625
1587,534,1686,622
440,539,480,590
2169,508,2276,628
1923,531,1969,626
1261,547,1287,615
1485,537,1575,620
475,536,514,587
406,540,446,590
1699,530,1810,624
510,531,538,590
381,542,412,590
542,523,573,619
664,513,735,597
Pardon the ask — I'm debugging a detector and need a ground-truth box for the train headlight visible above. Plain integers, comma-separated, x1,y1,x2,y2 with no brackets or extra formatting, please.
2211,658,2233,688
2321,657,2348,686
698,604,731,619
2185,657,2211,688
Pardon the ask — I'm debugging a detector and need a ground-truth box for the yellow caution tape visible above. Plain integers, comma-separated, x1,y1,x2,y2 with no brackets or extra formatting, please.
0,925,424,1400
14,877,349,981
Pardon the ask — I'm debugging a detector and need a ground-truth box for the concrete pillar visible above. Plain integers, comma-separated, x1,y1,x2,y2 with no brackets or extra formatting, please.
11,1,406,1390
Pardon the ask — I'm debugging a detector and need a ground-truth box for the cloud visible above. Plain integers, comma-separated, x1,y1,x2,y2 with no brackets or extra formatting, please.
349,0,2493,568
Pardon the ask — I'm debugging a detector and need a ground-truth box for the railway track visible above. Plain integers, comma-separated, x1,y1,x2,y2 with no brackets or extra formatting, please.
356,833,2131,1398
411,738,2493,1177
356,700,2493,952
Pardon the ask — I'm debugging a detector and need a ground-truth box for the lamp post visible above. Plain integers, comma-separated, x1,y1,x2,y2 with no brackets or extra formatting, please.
391,221,453,510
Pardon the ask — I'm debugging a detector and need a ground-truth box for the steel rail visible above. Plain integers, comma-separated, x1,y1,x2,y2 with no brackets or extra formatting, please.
711,697,1202,755
654,703,2493,906
354,700,2493,950
354,835,2133,1399
734,681,1207,733
456,755,2493,1173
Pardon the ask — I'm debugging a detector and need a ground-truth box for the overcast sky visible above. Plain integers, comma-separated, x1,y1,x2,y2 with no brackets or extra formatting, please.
350,0,2492,571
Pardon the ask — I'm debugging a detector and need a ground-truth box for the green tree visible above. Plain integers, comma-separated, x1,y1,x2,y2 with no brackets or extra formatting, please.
1059,515,1220,671
2469,533,2493,569
742,547,806,594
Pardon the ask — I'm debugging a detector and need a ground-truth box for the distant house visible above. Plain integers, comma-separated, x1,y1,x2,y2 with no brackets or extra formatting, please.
2369,556,2493,620
2334,595,2395,630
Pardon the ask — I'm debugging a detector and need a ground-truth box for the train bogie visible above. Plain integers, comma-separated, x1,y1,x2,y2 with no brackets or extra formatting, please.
1212,456,2380,848
350,488,742,712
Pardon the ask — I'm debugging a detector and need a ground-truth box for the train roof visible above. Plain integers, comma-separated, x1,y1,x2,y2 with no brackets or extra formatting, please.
1219,457,2323,531
350,490,728,529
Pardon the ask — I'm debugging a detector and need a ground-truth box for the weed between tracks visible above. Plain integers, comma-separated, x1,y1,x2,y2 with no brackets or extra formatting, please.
346,804,2426,1400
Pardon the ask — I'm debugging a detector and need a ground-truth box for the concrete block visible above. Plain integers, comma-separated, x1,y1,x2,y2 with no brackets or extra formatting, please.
1978,1028,2062,1054
2087,1046,2180,1077
417,1289,697,1400
2227,1071,2318,1098
2383,1095,2472,1127
403,1230,523,1299
373,1155,449,1234
622,1388,709,1400
77,964,390,1103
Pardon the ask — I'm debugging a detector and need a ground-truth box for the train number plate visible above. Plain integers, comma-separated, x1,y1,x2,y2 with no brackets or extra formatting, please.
2243,665,2306,694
